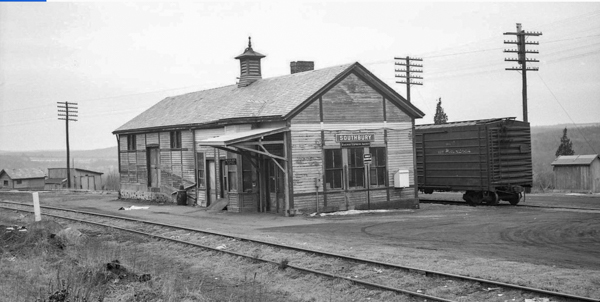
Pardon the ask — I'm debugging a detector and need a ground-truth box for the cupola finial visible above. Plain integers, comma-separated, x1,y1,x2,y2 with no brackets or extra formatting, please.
235,37,266,87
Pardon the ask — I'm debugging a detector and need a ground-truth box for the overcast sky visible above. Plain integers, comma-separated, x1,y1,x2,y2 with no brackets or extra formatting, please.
1,1,599,152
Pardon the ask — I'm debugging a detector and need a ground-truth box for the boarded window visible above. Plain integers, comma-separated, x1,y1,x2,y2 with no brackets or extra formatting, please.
170,131,182,149
127,134,136,151
325,149,343,189
369,147,386,186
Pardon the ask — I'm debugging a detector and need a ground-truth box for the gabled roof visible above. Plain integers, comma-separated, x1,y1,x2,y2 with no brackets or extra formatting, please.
551,154,600,166
114,62,424,134
0,168,46,180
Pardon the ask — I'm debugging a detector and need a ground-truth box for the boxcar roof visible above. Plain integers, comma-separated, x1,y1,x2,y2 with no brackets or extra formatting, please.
114,62,424,134
415,117,517,130
551,154,600,166
0,168,46,180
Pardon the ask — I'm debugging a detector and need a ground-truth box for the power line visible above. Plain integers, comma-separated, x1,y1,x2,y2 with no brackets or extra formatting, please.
504,23,542,123
57,101,78,188
2,84,209,113
535,73,597,154
394,56,423,102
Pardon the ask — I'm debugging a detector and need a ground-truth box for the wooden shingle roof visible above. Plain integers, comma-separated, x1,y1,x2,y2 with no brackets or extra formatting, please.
114,62,424,133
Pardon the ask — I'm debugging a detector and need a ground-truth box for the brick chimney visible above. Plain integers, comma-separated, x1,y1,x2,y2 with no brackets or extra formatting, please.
235,37,266,87
290,61,314,74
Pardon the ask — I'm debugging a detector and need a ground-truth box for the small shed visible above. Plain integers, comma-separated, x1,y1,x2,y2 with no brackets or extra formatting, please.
48,168,104,190
551,154,600,193
0,168,46,190
44,178,67,190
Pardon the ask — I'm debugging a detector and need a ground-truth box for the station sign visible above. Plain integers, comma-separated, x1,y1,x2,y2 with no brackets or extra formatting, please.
363,153,372,164
335,133,375,143
224,158,237,165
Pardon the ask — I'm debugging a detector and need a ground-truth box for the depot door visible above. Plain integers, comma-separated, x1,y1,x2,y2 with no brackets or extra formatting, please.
206,160,217,206
267,160,284,213
147,147,160,188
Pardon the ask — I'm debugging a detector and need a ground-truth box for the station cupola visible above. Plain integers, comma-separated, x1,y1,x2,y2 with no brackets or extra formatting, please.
235,37,266,87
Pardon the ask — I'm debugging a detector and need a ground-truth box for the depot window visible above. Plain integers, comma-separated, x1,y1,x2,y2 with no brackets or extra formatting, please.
242,157,254,192
347,148,365,188
170,131,182,149
127,134,136,151
369,147,386,186
325,149,343,189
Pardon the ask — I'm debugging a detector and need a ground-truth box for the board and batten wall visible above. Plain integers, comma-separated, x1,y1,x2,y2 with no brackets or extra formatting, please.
290,72,417,213
553,159,600,193
119,130,195,202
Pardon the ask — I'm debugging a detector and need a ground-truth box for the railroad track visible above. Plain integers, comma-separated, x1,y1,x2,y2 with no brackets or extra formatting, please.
1,200,597,302
420,198,600,212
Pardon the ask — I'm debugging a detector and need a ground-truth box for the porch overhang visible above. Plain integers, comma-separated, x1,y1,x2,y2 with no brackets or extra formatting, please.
197,127,288,147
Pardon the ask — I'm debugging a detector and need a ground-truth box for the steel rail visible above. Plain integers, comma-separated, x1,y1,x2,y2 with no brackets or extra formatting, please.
419,198,600,212
0,204,454,302
1,200,598,302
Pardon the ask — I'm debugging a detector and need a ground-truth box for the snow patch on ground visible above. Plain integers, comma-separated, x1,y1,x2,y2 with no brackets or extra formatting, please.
309,209,410,217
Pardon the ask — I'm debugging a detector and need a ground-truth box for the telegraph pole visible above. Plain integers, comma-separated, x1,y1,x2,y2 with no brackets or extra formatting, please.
504,23,542,123
57,102,78,188
394,56,423,102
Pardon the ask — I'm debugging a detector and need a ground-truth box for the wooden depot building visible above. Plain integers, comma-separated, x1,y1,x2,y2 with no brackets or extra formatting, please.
113,38,425,215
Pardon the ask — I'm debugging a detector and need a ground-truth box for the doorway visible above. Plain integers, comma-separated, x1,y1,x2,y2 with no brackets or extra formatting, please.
206,160,217,206
147,147,160,188
267,159,284,213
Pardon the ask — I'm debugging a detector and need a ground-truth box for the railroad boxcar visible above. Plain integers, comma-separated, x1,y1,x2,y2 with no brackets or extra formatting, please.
415,118,532,205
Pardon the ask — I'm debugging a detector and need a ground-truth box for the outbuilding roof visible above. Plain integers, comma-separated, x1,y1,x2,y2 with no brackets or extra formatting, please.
45,178,67,184
551,154,600,166
0,168,46,180
114,62,424,134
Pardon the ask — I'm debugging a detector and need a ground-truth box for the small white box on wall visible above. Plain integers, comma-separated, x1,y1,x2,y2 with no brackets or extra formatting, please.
394,170,410,188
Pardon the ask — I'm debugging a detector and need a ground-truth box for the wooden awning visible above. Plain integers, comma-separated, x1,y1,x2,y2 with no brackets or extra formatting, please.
197,127,287,147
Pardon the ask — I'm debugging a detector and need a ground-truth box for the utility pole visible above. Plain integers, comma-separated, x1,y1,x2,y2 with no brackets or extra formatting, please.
394,56,423,102
504,23,542,123
57,102,78,188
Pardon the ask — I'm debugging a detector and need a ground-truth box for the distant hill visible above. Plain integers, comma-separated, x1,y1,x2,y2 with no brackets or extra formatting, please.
0,146,118,175
2,124,599,191
531,123,600,189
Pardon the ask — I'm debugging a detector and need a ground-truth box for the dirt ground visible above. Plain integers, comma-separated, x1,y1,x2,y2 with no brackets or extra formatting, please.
2,190,599,271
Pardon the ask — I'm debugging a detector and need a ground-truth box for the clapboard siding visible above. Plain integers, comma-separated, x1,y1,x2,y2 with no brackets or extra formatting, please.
119,135,128,151
291,131,323,194
146,133,159,145
135,134,145,150
292,100,320,124
322,73,384,123
387,124,415,198
386,99,411,123
293,194,325,213
159,132,170,149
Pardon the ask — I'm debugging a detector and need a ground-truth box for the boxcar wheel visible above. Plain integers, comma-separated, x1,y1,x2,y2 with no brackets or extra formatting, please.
484,191,499,205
